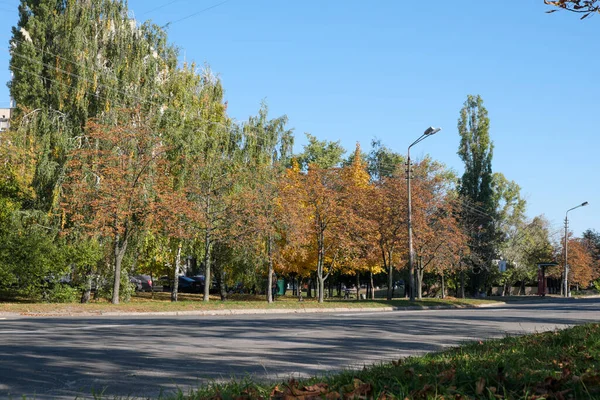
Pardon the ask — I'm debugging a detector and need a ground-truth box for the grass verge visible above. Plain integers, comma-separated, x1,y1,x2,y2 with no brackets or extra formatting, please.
172,323,600,399
0,294,494,315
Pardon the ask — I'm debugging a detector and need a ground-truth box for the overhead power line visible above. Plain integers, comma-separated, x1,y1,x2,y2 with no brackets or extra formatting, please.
138,0,181,16
162,0,231,28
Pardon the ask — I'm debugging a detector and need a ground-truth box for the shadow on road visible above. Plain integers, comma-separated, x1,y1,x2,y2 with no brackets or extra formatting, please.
1,297,598,399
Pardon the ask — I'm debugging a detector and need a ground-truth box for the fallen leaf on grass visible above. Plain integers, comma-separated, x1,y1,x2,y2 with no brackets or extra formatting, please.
340,379,372,399
410,384,435,399
438,368,456,384
236,386,264,400
274,379,344,400
475,377,486,395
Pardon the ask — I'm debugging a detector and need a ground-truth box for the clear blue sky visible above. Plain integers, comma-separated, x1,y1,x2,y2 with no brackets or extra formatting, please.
1,0,598,239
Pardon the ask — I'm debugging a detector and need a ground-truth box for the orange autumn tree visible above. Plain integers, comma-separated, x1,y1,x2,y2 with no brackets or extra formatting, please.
279,162,349,303
62,112,188,304
367,172,408,300
413,197,468,298
411,158,469,299
340,143,381,299
566,238,596,290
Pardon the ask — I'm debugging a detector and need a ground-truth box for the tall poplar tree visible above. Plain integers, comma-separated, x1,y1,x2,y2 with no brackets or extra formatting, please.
457,94,497,294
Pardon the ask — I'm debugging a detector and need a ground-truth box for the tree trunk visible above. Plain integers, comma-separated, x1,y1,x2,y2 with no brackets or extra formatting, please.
80,267,92,304
316,231,325,303
370,270,375,300
150,272,154,299
385,249,393,300
93,274,100,300
387,262,393,300
219,268,227,301
171,242,182,302
307,278,312,298
318,275,325,303
356,273,360,301
520,281,525,296
112,234,128,305
416,257,423,299
560,273,564,296
298,277,303,302
460,269,465,299
441,272,445,299
203,231,212,302
267,234,274,303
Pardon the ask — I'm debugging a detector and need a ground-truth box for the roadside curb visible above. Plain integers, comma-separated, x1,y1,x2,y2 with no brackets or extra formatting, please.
0,302,506,318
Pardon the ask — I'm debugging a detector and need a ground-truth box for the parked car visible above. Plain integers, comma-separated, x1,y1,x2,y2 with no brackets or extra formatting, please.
190,275,221,294
189,275,206,292
159,275,202,293
178,276,202,293
130,275,153,292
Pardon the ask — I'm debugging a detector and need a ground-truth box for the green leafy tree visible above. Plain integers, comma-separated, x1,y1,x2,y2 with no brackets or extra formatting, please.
296,134,345,170
366,139,405,181
9,0,177,214
234,102,293,303
182,72,239,302
457,94,498,294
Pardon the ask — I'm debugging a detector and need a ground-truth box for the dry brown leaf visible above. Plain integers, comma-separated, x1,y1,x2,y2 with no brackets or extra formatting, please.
392,359,403,367
475,377,486,395
342,379,372,399
411,384,435,398
438,368,456,384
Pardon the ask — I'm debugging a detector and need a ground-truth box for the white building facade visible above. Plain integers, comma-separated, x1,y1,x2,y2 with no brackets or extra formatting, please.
0,107,12,132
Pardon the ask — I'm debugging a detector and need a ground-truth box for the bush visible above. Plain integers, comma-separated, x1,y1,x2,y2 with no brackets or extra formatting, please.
94,273,136,302
46,284,78,303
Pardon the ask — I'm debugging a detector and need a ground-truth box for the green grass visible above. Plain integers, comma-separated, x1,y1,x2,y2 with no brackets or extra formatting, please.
167,323,600,399
0,293,495,315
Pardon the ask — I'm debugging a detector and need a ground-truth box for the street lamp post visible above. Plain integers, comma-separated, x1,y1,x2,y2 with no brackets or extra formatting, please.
564,201,589,298
407,126,441,301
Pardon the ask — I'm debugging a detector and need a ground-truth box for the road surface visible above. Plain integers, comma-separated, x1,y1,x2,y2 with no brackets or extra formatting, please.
0,298,599,399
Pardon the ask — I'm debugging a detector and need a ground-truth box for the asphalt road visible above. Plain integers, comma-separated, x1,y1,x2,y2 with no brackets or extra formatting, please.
1,298,599,399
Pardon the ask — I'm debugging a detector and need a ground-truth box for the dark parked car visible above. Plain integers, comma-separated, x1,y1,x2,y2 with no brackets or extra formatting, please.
189,275,206,292
159,275,202,293
130,275,153,292
190,275,221,294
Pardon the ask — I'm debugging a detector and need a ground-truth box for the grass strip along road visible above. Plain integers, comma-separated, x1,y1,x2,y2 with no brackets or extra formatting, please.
0,294,494,315
174,323,600,400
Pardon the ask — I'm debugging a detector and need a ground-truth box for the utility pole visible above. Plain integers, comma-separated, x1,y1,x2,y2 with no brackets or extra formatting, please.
407,127,441,301
563,201,588,298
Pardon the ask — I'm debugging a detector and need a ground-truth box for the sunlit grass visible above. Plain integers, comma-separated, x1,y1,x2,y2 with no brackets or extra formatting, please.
177,323,600,399
0,292,496,315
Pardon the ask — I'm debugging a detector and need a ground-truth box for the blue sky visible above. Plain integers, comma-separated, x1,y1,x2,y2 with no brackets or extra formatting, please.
1,0,598,239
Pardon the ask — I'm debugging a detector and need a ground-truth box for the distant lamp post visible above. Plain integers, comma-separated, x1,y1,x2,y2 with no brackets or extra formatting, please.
407,126,441,301
564,201,589,298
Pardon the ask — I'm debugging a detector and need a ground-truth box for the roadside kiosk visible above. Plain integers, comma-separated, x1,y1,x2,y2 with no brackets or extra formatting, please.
537,262,558,296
